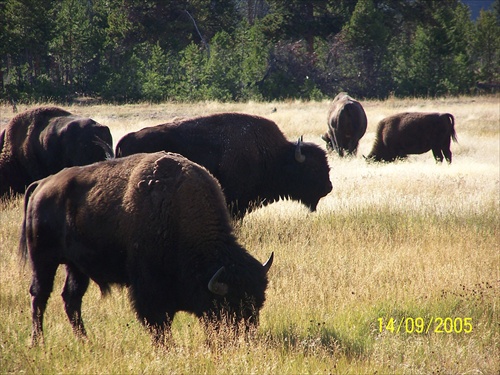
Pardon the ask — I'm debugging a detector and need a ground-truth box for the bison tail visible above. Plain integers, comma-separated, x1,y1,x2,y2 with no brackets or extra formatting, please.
445,113,458,143
18,181,38,264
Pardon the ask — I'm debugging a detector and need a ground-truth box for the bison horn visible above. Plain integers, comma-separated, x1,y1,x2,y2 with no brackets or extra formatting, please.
263,252,274,273
295,136,306,163
208,267,228,296
93,136,114,159
321,133,334,151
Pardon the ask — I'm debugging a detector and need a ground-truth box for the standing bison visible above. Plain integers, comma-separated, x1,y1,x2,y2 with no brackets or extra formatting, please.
115,113,332,217
366,112,458,163
322,92,367,157
19,151,273,346
0,106,113,198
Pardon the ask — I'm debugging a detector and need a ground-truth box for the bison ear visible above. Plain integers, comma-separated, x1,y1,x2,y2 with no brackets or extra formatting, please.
295,136,306,163
208,267,229,296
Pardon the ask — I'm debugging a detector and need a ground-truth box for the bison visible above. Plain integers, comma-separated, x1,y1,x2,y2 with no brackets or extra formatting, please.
0,106,113,198
322,92,367,157
115,113,332,217
366,112,458,163
19,151,273,346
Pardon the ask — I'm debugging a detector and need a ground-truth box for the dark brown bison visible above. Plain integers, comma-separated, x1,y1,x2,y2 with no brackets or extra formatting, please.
322,92,367,157
366,112,458,163
19,151,273,346
115,113,332,217
0,106,113,198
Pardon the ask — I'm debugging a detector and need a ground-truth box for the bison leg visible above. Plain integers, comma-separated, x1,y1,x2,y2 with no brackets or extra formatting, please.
61,264,90,338
432,148,444,163
29,262,59,346
444,150,452,164
442,145,453,164
228,200,251,218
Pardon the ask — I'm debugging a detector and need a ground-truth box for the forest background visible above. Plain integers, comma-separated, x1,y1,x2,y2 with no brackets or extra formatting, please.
1,0,499,104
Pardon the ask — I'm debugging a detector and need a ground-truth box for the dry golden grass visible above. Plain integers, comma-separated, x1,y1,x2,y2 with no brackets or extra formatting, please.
1,96,499,373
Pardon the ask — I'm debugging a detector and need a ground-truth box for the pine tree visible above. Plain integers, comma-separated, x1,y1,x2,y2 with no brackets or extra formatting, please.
473,9,500,83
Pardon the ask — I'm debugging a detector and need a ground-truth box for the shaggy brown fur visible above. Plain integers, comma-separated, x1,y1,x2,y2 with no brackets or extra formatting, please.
322,93,367,157
115,112,332,217
19,152,272,346
0,106,113,197
367,112,458,163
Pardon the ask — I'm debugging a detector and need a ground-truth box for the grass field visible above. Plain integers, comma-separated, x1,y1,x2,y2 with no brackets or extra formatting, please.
1,96,499,374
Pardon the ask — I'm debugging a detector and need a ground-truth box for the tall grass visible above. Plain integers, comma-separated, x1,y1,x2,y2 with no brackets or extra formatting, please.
1,96,498,373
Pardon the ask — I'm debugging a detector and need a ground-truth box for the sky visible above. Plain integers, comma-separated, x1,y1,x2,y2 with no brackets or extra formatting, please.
461,0,495,19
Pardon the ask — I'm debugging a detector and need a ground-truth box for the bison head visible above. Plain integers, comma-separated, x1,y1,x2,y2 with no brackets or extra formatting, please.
282,137,332,211
204,252,274,331
55,118,114,167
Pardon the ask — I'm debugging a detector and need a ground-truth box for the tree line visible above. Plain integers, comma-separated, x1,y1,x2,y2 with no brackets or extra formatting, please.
1,0,499,103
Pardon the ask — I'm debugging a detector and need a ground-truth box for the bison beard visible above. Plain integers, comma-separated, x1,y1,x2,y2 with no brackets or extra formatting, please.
19,152,272,346
0,106,113,198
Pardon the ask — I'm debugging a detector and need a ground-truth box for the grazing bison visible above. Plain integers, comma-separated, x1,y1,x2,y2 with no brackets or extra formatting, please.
322,92,367,157
115,113,332,217
19,151,273,346
366,112,458,163
0,106,113,198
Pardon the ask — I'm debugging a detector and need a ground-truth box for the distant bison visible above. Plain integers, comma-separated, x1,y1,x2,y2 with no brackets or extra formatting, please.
322,92,367,157
116,113,332,217
19,151,273,346
0,107,113,198
367,112,458,163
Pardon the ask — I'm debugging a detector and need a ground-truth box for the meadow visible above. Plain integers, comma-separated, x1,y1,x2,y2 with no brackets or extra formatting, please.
0,96,498,374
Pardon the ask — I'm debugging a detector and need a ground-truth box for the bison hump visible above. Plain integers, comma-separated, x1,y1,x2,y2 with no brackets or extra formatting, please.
153,153,185,178
134,153,184,191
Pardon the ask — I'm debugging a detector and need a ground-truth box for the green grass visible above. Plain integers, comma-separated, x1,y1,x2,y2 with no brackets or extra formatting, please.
1,97,499,373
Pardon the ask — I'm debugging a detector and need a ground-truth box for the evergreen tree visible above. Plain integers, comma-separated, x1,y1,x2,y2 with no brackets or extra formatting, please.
177,42,208,101
0,0,496,102
390,0,476,96
337,0,390,97
50,0,106,96
204,31,239,101
473,8,500,83
2,0,55,100
263,0,342,54
235,21,269,100
142,42,176,102
444,2,475,94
